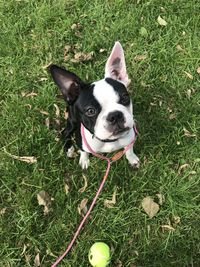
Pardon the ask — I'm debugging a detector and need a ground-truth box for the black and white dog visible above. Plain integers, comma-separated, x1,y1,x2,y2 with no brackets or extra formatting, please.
50,42,139,169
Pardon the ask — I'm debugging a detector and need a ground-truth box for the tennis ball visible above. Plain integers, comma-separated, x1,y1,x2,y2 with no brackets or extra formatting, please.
88,242,110,267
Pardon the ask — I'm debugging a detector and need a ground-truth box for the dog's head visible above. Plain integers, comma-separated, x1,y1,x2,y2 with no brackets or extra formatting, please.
50,42,134,141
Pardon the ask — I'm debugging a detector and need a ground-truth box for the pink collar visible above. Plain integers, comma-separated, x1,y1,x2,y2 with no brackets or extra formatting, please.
81,123,138,162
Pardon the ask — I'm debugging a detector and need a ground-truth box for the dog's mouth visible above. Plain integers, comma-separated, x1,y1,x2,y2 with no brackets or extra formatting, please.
113,126,130,136
93,127,130,143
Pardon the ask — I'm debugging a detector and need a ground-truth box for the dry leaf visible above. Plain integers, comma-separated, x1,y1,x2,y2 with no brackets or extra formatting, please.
42,62,52,69
72,51,94,62
21,91,38,98
24,253,31,263
24,104,32,110
178,163,189,174
0,208,7,215
183,71,193,80
104,187,117,208
134,54,148,61
197,67,200,74
34,253,40,267
45,118,50,129
64,182,70,195
157,15,167,26
173,216,181,224
161,224,175,232
142,196,159,218
37,191,52,215
99,48,106,53
54,104,60,118
20,244,27,256
78,198,88,216
176,44,184,52
64,110,69,120
71,23,82,30
169,113,176,120
156,193,165,205
183,127,196,137
79,174,88,193
39,110,49,116
4,149,37,164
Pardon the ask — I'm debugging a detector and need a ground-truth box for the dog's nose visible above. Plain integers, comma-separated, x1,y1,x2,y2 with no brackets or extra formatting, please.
106,111,124,125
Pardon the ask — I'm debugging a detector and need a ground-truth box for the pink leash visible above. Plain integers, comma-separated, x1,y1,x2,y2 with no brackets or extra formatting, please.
51,124,138,267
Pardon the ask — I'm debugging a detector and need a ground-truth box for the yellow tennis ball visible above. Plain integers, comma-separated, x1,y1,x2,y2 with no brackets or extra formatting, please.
88,242,110,267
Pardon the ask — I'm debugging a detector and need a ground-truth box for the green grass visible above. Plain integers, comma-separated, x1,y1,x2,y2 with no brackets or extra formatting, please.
1,0,200,266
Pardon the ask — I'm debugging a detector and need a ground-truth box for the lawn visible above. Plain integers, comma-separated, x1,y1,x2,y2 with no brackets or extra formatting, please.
1,0,200,266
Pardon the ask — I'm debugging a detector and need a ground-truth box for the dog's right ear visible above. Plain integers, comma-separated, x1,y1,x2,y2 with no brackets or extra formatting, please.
49,65,84,104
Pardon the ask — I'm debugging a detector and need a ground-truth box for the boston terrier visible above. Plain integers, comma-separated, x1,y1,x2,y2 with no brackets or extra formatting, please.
50,42,139,169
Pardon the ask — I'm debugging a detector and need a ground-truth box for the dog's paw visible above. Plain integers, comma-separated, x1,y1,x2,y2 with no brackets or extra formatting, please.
67,146,75,158
126,151,140,169
79,151,90,169
130,157,140,169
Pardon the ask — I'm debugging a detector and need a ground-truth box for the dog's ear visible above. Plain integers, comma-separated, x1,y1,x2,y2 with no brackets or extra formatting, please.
49,65,84,104
105,41,130,86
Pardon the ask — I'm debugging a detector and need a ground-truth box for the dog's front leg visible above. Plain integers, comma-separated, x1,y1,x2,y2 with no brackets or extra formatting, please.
62,119,76,158
79,150,90,169
125,148,140,168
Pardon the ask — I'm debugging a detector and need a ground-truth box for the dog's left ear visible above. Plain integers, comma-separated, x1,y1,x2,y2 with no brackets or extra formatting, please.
105,41,130,86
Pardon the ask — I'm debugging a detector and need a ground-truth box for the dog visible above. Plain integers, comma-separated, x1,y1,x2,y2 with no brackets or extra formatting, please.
50,42,139,169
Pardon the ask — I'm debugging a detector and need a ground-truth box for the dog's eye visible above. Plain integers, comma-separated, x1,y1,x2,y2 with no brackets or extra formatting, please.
120,93,130,105
85,107,96,117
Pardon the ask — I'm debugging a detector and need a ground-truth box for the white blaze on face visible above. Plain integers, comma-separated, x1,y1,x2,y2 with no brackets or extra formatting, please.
93,79,134,140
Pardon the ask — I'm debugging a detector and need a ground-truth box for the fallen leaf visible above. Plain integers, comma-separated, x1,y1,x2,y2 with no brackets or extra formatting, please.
140,27,148,37
72,51,94,62
157,15,167,26
71,23,82,30
34,253,40,267
104,187,117,208
21,92,38,98
78,198,88,216
99,48,106,53
39,110,49,116
20,244,27,256
183,71,193,80
161,224,175,232
173,216,181,224
37,191,52,215
64,182,70,195
39,77,48,82
156,193,165,205
197,67,200,74
142,196,159,218
64,110,69,120
134,54,148,61
45,117,50,129
183,127,196,137
169,113,176,120
116,260,123,267
54,104,60,118
0,208,7,215
79,174,88,193
24,104,32,110
176,44,185,52
4,149,37,164
178,163,189,174
24,253,31,263
42,62,52,69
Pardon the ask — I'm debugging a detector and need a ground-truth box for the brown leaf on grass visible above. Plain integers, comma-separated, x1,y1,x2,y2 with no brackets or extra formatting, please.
39,110,49,116
24,104,32,110
161,224,175,232
0,208,7,215
72,51,94,63
134,54,148,61
176,44,185,52
4,149,37,164
157,15,167,26
197,67,200,74
54,104,60,118
21,91,38,98
78,198,88,216
173,216,181,224
178,163,189,174
156,193,165,205
142,196,159,218
37,191,52,215
24,253,31,263
183,71,193,80
79,174,88,193
34,253,40,267
64,110,69,120
71,23,82,30
104,187,117,208
42,62,52,69
64,182,70,195
183,127,196,137
45,117,50,129
99,48,106,53
20,244,28,256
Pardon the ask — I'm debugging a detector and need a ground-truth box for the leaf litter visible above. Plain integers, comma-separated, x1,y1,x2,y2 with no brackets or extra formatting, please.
78,198,88,216
79,174,88,193
141,196,159,218
37,190,53,215
104,187,117,208
4,148,37,164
